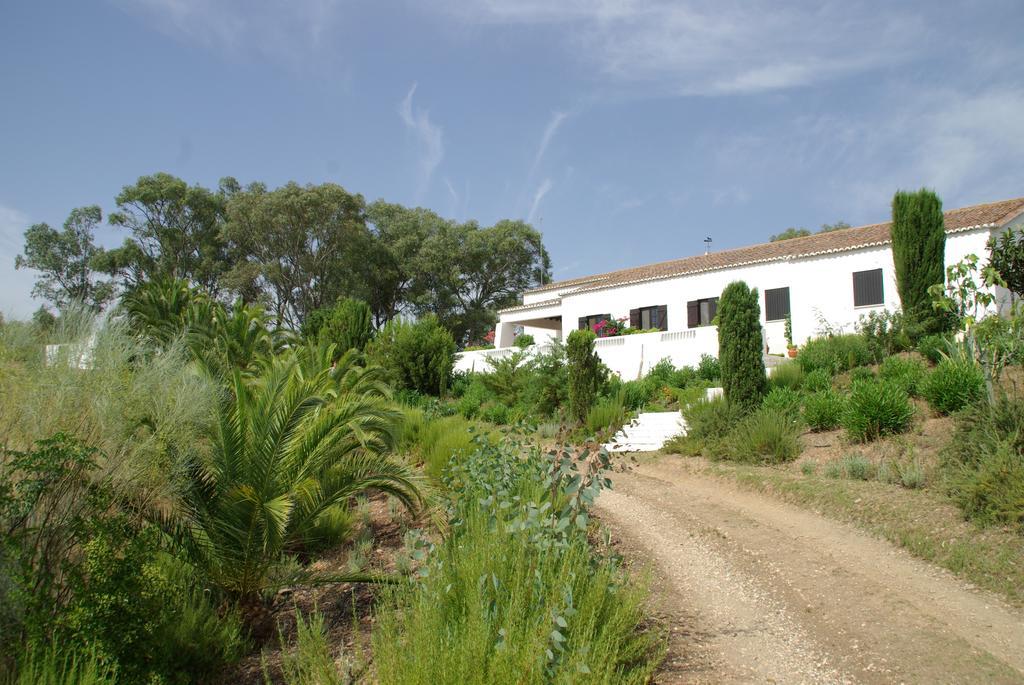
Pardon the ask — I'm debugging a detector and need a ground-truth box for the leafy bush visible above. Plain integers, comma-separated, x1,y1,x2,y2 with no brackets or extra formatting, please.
917,333,952,364
802,391,845,431
849,366,875,384
454,376,493,419
878,355,926,396
373,439,663,684
513,333,535,348
718,281,767,409
843,380,914,442
303,297,374,355
620,378,657,411
837,454,876,480
696,354,721,382
566,329,602,423
519,340,567,418
797,334,872,375
857,310,910,362
768,361,804,390
719,408,802,464
673,384,709,411
480,351,531,407
676,397,747,456
943,397,1024,529
586,393,627,435
803,368,832,393
921,357,985,414
368,315,456,396
761,387,803,418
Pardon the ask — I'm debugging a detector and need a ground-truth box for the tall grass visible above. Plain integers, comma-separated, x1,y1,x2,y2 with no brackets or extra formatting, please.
585,392,627,434
718,408,802,464
0,311,218,500
273,609,355,685
373,442,664,684
8,645,117,685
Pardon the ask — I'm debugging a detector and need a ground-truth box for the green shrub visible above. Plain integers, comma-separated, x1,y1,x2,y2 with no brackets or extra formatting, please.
304,297,373,355
797,334,872,375
368,315,456,396
513,333,535,348
11,644,118,685
586,393,627,434
480,351,531,407
891,188,949,336
943,397,1024,529
373,439,663,684
838,454,876,480
768,361,804,390
718,281,767,409
276,609,354,684
417,415,484,482
921,357,985,414
673,384,709,411
696,354,721,382
519,341,568,417
879,355,926,396
857,310,911,362
454,376,493,419
566,329,602,423
843,380,914,442
917,333,952,364
682,396,745,445
719,408,802,464
803,368,832,393
761,387,803,418
849,366,875,384
802,391,845,431
620,378,657,411
479,401,517,425
800,462,816,476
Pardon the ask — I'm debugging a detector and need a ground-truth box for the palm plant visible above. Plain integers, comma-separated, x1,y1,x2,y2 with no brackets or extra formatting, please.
170,348,424,613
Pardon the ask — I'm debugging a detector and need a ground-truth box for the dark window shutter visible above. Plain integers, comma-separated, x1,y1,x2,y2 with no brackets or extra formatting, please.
853,269,884,306
656,305,668,331
578,316,587,330
764,287,791,321
687,301,699,328
630,308,641,328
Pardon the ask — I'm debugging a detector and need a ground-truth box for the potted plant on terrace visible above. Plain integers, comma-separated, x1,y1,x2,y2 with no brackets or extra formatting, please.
785,315,797,357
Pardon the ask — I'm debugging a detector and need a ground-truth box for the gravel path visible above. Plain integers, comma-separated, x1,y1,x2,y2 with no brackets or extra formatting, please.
595,459,1024,684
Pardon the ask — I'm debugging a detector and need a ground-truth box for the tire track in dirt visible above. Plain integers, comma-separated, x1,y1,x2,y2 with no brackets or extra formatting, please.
595,459,1024,684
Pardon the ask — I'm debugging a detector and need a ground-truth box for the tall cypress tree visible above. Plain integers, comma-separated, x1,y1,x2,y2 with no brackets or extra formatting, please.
566,329,600,423
717,281,766,410
891,189,947,334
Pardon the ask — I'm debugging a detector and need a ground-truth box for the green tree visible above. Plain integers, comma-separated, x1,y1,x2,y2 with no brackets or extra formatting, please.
988,227,1024,297
819,221,851,233
15,205,115,311
416,219,551,345
223,181,373,326
169,352,423,616
566,329,601,423
769,227,811,242
98,173,230,295
717,281,766,410
367,315,456,396
891,189,947,334
303,298,374,357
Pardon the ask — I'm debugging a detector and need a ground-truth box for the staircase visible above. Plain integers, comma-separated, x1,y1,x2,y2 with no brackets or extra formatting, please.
603,411,687,453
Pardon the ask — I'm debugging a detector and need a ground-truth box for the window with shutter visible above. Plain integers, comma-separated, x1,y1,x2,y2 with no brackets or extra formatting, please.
579,313,612,331
633,305,668,331
764,287,791,321
687,297,719,328
852,269,884,307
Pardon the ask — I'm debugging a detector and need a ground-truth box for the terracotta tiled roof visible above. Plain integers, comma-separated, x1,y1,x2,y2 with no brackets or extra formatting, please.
529,197,1024,296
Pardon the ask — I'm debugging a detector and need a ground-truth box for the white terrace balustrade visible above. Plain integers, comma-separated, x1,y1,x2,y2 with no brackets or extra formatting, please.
454,326,722,380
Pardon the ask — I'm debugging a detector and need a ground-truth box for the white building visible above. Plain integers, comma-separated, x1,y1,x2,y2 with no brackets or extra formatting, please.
456,197,1024,379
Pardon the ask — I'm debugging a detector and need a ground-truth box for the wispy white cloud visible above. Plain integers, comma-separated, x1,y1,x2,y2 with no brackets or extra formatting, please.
0,204,40,320
530,110,569,176
399,83,444,202
527,178,553,224
435,1,925,95
113,0,345,61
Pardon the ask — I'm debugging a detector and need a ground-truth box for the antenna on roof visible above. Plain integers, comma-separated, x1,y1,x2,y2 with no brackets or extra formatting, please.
704,236,712,255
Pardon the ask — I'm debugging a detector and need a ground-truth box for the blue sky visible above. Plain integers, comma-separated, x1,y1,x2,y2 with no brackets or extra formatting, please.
2,0,1023,318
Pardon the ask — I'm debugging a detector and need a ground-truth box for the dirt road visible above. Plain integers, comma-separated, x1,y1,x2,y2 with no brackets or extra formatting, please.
595,458,1024,684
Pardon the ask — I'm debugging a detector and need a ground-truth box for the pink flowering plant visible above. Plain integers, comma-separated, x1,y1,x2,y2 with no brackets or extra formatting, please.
592,317,629,337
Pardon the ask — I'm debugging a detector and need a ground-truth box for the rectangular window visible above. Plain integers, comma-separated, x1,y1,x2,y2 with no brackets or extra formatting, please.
686,297,718,328
852,268,884,307
764,287,791,322
578,313,612,331
629,305,668,331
